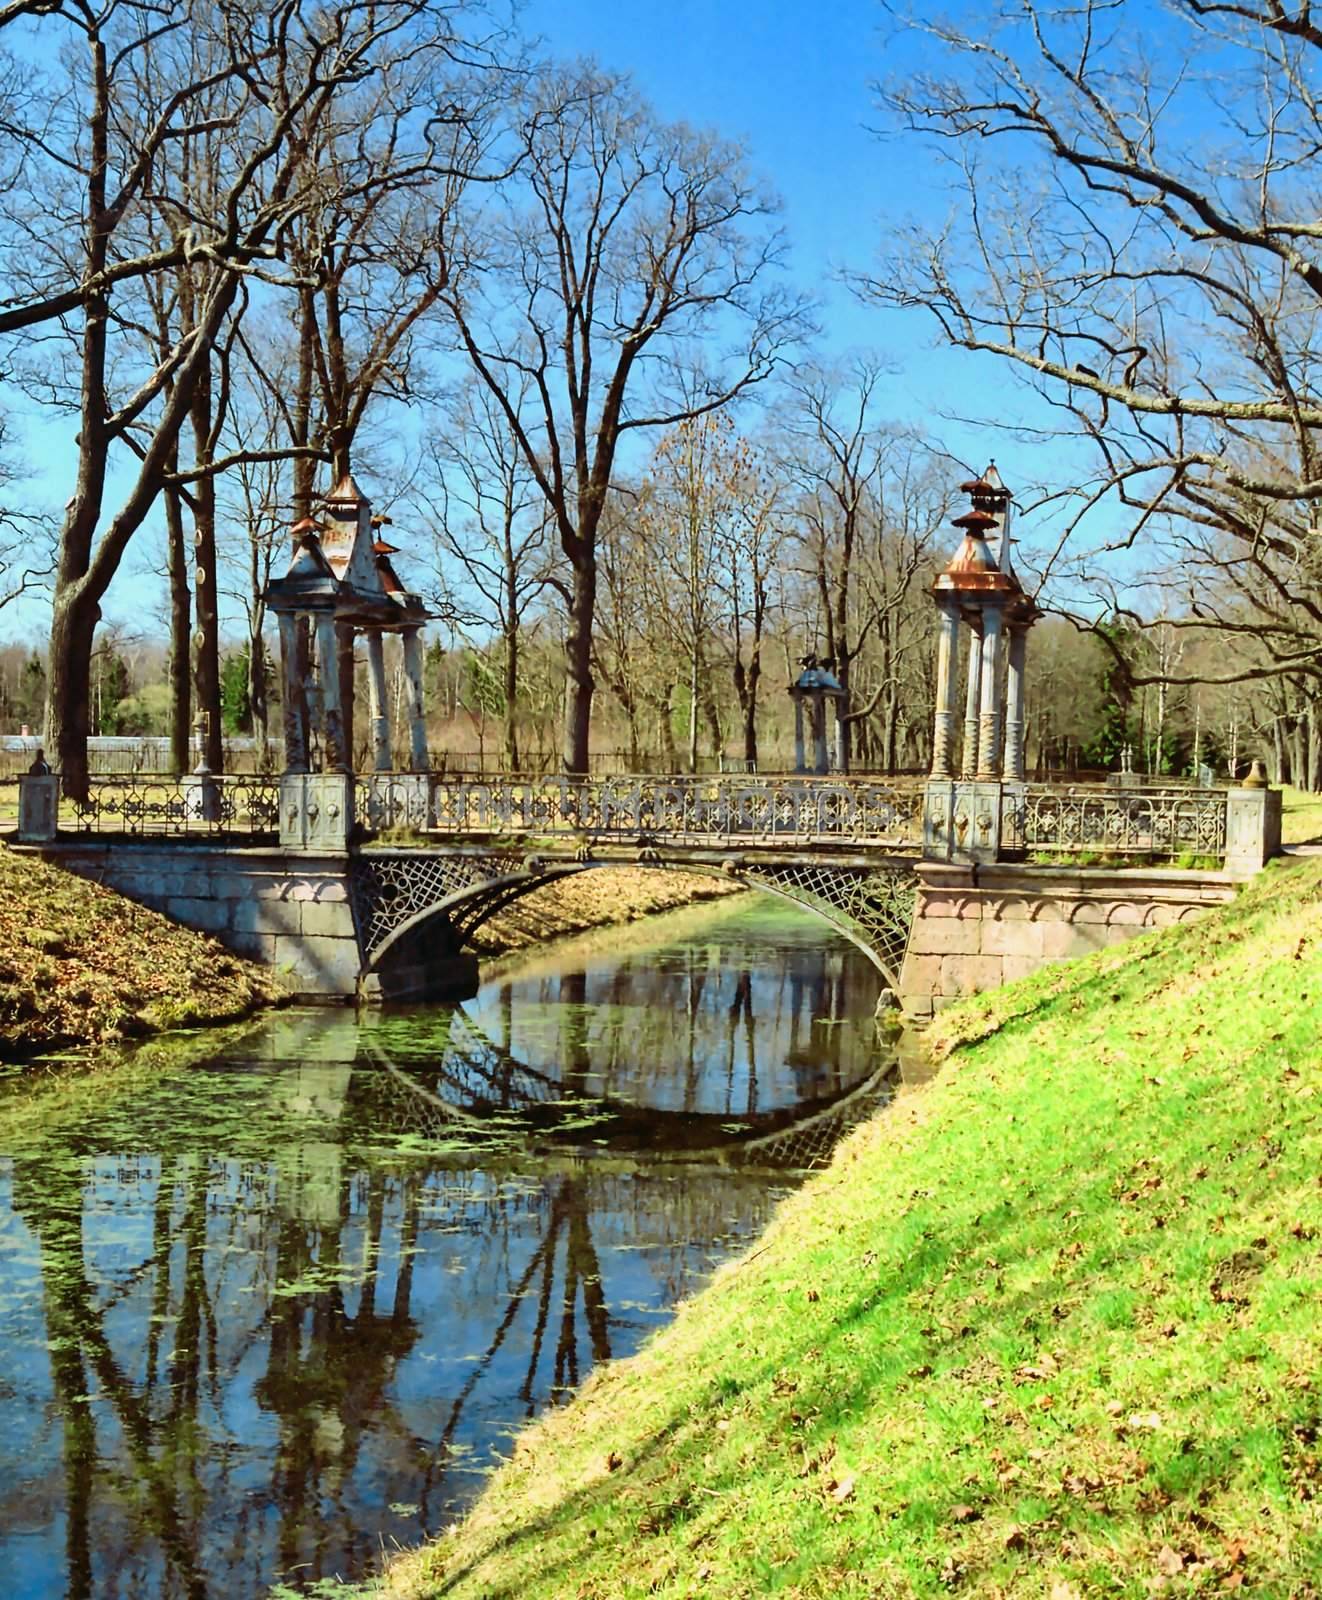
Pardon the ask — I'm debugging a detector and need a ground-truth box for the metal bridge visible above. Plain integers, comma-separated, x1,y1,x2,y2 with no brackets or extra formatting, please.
14,767,1278,1002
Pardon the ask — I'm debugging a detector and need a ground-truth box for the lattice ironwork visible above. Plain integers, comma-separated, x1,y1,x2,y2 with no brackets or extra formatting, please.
416,774,925,848
719,1067,897,1171
362,1034,899,1174
66,774,280,837
746,862,918,981
1010,785,1227,858
350,849,517,956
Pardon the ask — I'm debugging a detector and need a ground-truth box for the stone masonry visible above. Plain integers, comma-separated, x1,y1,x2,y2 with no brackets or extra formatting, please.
899,861,1238,1018
40,841,362,1000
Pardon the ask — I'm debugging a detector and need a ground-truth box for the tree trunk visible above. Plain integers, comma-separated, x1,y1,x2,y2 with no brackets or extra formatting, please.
504,624,520,770
191,368,223,773
165,482,191,776
562,562,596,774
46,587,99,798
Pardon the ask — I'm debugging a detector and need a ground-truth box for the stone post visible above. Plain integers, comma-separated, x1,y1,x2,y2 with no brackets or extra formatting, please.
366,631,391,771
277,613,309,774
1003,622,1029,781
18,768,58,842
930,601,961,778
1224,784,1282,874
793,696,806,773
961,619,982,779
976,604,1004,779
315,612,349,773
401,625,429,771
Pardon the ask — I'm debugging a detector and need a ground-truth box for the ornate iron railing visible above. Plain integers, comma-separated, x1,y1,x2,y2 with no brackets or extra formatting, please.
360,773,928,848
64,774,281,837
1006,784,1228,859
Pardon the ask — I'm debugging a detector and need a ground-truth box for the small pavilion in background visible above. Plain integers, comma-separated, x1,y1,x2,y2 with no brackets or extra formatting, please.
264,475,432,776
929,464,1041,782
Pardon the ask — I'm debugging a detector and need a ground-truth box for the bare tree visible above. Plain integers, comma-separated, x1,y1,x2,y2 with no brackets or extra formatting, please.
421,376,555,769
0,0,480,795
436,62,807,773
871,0,1322,774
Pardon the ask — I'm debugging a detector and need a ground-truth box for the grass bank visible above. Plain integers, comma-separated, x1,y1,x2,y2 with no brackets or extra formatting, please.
0,843,282,1059
388,856,1322,1599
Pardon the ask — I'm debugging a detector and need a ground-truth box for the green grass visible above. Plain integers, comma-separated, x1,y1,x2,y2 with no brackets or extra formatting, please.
1282,785,1322,845
386,858,1322,1600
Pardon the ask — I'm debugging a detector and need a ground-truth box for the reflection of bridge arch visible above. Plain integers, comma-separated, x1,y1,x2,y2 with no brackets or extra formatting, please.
351,853,918,996
354,1004,898,1172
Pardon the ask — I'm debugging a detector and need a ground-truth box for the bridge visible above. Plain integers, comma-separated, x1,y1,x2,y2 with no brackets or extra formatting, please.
13,766,1281,1015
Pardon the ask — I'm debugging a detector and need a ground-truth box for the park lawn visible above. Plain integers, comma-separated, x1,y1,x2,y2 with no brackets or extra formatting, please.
387,856,1322,1600
0,842,283,1057
1282,785,1322,845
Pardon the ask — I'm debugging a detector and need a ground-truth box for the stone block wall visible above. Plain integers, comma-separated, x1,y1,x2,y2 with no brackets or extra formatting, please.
40,842,363,1000
899,862,1237,1019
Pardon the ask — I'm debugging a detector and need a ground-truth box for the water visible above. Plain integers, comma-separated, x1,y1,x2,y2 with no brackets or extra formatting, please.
0,895,893,1598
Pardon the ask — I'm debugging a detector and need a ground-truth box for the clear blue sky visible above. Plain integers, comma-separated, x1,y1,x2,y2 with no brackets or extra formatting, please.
519,0,958,397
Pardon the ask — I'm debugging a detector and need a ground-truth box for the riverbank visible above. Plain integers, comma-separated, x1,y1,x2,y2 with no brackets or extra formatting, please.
471,867,742,961
0,843,284,1059
0,847,741,1060
387,854,1322,1599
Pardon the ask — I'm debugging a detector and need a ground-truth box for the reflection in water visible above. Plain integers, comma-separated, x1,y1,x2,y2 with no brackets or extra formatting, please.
0,896,893,1598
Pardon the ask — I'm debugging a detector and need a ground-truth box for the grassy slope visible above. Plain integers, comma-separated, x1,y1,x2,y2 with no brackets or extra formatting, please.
388,858,1322,1600
1281,786,1322,845
0,843,282,1056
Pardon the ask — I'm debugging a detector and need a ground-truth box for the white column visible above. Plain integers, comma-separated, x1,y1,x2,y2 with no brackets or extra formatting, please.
401,626,429,771
1004,623,1028,781
931,601,961,778
976,604,1004,779
277,612,308,774
832,699,847,774
366,631,391,771
813,698,829,775
793,696,806,772
315,612,349,773
961,619,982,779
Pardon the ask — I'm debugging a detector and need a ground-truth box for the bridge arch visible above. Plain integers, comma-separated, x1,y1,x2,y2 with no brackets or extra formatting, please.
350,851,919,1002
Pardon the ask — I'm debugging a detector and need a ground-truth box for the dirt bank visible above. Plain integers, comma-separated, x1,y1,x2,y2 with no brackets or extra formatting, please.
468,867,744,960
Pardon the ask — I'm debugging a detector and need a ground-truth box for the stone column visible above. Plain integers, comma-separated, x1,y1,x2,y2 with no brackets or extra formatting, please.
793,696,806,773
336,622,356,771
401,626,429,771
315,612,349,772
277,613,309,774
976,604,1004,779
366,631,391,771
961,619,982,779
1003,623,1028,781
813,699,829,775
930,601,961,778
833,700,848,775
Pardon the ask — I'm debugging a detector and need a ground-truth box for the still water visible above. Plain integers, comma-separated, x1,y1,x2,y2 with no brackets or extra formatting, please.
0,895,893,1598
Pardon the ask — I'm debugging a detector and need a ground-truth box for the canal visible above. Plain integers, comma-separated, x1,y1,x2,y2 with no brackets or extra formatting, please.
0,893,903,1598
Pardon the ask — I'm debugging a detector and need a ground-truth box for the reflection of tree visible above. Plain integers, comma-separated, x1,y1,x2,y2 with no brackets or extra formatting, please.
17,1154,211,1600
255,1168,424,1577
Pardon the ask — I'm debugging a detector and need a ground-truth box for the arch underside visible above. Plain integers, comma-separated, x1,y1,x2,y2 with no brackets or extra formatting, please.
350,852,919,992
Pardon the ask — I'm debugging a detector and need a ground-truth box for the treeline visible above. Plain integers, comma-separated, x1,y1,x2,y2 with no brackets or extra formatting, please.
3,1,1322,790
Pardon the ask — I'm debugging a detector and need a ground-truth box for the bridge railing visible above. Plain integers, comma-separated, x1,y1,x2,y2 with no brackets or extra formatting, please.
21,772,282,839
1006,783,1230,859
359,771,929,848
